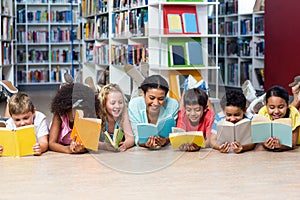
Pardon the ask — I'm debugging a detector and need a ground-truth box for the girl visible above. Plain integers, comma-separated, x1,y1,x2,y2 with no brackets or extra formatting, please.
176,88,214,151
49,82,100,154
98,83,134,151
258,85,300,151
128,75,179,149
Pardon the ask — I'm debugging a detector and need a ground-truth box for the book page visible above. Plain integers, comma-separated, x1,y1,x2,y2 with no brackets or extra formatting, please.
16,125,36,157
251,115,271,143
216,120,235,145
172,127,185,133
272,119,292,147
167,14,182,33
234,119,252,145
0,128,17,157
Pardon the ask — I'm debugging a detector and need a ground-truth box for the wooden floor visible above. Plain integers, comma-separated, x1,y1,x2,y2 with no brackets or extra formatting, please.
1,145,300,199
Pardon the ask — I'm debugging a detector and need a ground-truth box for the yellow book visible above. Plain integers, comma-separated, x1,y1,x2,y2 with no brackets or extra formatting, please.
70,110,102,151
0,125,36,157
167,14,183,33
169,127,205,149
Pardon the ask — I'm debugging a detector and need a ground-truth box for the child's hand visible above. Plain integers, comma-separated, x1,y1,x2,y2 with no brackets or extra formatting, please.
155,136,168,147
272,138,281,149
264,137,276,149
70,141,86,153
144,136,158,149
219,142,230,153
231,141,242,153
33,143,42,156
179,143,200,152
118,141,127,152
0,144,3,156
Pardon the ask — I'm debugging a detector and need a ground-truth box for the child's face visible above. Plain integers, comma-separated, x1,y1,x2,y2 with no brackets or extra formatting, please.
224,106,244,124
143,88,166,116
266,96,288,120
185,104,206,124
11,111,35,127
106,91,124,118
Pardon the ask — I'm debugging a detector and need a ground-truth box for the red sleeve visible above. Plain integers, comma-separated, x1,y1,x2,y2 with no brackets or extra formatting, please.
176,109,186,130
203,109,215,138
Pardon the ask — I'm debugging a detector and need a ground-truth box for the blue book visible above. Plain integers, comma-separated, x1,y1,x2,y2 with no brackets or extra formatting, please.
186,41,203,65
170,45,185,65
182,13,198,33
137,115,176,144
251,115,293,147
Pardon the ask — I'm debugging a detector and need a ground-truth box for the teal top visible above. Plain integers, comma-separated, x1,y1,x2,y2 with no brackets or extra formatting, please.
128,96,179,145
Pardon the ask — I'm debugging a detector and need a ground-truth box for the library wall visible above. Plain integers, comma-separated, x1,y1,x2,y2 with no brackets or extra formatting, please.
265,0,300,94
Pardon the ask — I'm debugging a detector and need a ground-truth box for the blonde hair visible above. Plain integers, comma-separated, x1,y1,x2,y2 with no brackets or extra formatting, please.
98,83,127,131
8,92,35,116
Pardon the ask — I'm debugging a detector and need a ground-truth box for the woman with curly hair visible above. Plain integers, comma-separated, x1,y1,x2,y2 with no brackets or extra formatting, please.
98,83,134,151
49,82,100,154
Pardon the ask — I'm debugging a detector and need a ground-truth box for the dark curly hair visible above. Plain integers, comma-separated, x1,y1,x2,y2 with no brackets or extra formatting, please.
51,83,100,118
220,90,246,110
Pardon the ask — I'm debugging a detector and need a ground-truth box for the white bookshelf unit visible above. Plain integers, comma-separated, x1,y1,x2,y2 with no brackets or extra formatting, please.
81,0,220,102
0,0,14,84
209,0,264,91
15,0,82,86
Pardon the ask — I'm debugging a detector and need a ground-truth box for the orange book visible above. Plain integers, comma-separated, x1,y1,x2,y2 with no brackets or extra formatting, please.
70,110,102,151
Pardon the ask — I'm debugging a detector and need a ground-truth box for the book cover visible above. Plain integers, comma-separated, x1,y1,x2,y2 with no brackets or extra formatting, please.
186,41,203,65
169,127,205,149
70,110,102,151
104,128,124,149
170,45,185,65
167,14,183,33
216,118,252,146
182,13,199,33
137,115,176,144
251,115,292,147
0,125,36,157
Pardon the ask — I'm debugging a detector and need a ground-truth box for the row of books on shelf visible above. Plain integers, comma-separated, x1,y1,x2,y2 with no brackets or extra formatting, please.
2,17,13,41
112,0,148,11
254,16,264,34
86,43,109,65
219,0,238,15
218,62,264,89
110,44,148,66
2,42,12,65
17,67,80,83
17,9,78,23
17,49,80,63
16,0,79,3
84,15,109,40
112,8,148,38
17,29,77,43
82,0,108,17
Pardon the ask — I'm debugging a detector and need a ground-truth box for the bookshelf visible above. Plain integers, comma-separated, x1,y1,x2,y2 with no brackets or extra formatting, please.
81,0,220,101
15,0,82,85
0,0,14,84
209,0,265,91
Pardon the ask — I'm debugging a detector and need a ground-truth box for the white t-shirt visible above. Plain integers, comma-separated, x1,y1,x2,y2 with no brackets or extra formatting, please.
6,111,49,139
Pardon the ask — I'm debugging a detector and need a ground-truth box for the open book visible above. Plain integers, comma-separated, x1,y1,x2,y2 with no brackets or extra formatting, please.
137,115,176,144
169,127,205,149
251,115,292,147
70,110,102,151
216,118,252,146
0,125,36,157
104,128,124,149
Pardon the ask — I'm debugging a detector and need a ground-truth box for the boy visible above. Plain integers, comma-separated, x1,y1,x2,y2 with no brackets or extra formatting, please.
176,88,214,151
0,92,49,156
210,90,256,153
